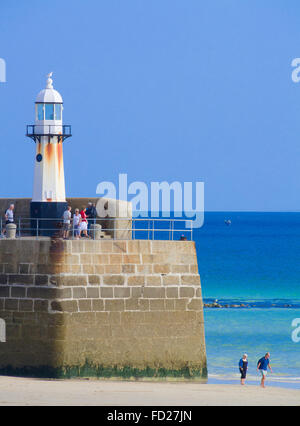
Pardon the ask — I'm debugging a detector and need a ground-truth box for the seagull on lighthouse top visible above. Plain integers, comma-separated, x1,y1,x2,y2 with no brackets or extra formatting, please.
36,72,63,104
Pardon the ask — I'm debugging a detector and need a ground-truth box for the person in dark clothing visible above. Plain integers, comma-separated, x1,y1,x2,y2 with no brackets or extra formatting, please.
239,354,248,385
86,202,97,233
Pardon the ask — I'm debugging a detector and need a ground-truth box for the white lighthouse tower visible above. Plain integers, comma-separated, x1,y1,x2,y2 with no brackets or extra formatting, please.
26,73,72,234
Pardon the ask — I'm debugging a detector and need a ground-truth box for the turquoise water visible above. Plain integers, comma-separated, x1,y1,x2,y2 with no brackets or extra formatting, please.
192,213,300,388
204,308,300,388
136,212,300,388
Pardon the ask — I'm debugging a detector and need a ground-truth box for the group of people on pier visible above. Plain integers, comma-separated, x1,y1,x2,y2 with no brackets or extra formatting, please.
1,202,98,239
62,202,97,239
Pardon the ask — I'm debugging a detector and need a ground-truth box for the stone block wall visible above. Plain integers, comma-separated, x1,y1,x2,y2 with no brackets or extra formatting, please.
0,198,132,239
0,238,207,380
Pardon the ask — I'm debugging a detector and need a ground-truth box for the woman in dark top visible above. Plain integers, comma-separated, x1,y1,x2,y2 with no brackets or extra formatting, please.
239,354,248,385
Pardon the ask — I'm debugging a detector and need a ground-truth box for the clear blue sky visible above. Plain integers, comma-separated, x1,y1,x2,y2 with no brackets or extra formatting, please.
0,0,300,211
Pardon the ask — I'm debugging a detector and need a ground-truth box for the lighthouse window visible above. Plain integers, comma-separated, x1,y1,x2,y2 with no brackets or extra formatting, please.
55,104,62,120
37,103,44,121
45,103,54,120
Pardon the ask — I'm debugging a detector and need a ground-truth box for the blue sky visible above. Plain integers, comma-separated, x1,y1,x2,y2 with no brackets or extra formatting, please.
0,0,300,211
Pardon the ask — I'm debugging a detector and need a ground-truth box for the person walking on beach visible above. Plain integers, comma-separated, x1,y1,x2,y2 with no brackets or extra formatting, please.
257,352,273,388
239,354,248,385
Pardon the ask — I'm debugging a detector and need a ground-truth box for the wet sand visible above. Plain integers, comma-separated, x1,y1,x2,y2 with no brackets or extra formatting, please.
0,376,299,406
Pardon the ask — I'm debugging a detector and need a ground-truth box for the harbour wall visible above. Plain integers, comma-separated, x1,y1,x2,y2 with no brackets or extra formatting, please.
0,238,207,380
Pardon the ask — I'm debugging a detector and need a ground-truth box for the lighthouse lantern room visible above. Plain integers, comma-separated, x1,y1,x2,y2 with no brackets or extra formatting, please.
26,73,72,235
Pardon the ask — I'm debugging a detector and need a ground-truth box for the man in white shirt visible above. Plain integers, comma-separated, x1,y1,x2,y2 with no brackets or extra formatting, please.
2,204,15,236
62,206,72,239
5,204,14,224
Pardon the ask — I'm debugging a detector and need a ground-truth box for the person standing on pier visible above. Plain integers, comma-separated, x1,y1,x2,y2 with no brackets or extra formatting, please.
1,204,15,236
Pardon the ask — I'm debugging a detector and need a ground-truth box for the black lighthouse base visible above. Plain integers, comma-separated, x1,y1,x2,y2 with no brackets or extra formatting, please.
30,201,68,237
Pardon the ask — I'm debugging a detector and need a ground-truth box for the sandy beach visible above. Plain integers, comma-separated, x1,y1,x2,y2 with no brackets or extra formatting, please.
0,376,299,406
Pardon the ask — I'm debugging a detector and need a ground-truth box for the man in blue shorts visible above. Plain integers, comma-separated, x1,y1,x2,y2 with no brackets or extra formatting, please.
257,352,273,388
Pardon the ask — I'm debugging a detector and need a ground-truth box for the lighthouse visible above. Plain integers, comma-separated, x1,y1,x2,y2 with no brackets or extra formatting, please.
26,73,72,235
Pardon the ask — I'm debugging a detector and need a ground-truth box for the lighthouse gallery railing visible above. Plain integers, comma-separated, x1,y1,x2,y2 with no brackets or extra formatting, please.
26,125,72,142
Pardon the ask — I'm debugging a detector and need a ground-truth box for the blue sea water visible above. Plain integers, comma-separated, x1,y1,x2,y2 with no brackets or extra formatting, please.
135,212,300,388
193,212,300,389
195,212,300,301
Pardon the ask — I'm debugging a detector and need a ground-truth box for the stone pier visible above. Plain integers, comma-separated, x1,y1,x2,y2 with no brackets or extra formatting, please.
0,238,207,380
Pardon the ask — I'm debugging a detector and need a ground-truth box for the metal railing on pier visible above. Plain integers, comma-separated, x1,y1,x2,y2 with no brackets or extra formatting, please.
0,217,193,241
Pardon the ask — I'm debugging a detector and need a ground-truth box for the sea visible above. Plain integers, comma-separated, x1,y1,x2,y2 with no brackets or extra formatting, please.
135,212,300,389
195,212,300,389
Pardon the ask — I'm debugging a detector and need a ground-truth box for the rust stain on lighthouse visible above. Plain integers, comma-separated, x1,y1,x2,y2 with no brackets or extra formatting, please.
45,142,54,164
57,141,63,178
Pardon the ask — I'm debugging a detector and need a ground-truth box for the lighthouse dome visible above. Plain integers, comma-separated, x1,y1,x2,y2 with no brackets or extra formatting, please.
36,72,63,104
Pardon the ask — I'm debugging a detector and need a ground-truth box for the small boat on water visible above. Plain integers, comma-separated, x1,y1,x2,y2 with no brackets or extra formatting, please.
224,219,232,226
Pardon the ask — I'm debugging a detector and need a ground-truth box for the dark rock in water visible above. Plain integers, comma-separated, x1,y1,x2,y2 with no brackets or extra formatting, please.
204,302,222,308
204,302,253,309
